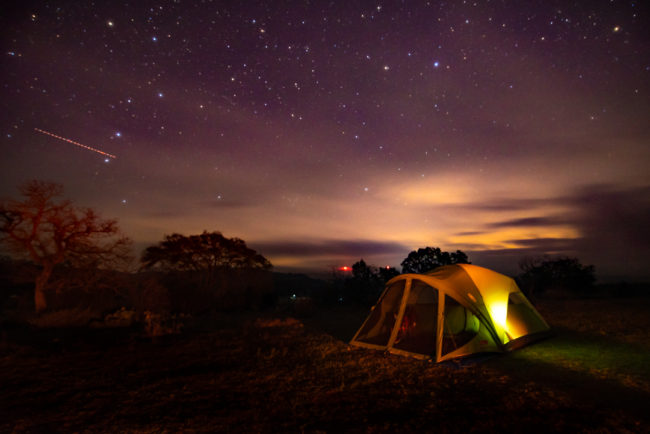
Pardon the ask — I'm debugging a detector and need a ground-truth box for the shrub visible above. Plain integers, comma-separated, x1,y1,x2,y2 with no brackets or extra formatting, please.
27,307,99,328
101,307,137,327
143,311,187,337
519,256,596,299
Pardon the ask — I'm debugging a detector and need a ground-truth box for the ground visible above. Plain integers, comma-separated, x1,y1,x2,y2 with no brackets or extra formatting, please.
1,297,649,432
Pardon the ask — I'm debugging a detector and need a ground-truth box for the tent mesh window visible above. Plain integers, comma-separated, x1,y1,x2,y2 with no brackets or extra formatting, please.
392,280,438,355
354,280,405,346
442,295,480,356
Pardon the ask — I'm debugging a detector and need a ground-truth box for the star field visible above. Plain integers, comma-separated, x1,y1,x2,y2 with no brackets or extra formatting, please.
1,1,649,279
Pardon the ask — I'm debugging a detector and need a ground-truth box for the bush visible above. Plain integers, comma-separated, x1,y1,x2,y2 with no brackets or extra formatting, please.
101,307,137,327
143,311,187,337
519,256,596,299
126,275,171,314
291,297,315,317
27,307,99,328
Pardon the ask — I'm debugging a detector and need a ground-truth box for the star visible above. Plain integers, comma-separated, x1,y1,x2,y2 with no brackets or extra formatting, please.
0,0,646,281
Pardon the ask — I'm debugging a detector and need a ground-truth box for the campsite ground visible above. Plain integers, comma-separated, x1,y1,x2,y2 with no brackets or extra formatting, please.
1,297,649,432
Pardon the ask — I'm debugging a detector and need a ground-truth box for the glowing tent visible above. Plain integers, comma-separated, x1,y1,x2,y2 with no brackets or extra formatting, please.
350,264,550,362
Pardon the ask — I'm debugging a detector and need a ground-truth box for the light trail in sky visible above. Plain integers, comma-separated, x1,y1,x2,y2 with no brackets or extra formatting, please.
34,128,117,159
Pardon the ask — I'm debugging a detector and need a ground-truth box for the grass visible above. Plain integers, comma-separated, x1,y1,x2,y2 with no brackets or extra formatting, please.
1,297,649,432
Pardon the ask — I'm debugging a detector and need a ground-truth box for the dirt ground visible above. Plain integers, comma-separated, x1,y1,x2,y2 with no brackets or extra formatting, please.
1,297,649,432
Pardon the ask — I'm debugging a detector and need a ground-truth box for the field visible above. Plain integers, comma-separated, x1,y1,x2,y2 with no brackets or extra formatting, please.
1,297,649,432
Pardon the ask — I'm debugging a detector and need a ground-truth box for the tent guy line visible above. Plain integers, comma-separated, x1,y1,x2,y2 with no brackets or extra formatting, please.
34,128,117,159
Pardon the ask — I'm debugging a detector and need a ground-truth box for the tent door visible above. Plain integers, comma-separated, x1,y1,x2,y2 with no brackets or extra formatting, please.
351,280,406,348
389,279,440,360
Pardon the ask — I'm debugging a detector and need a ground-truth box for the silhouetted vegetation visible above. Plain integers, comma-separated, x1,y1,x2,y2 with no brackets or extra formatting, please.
400,247,470,273
518,256,596,300
0,181,132,313
338,260,400,306
141,231,273,313
141,231,272,272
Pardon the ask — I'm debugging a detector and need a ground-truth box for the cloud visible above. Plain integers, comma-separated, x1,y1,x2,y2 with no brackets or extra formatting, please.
467,184,650,280
569,184,650,278
448,198,557,213
504,237,577,251
251,239,410,258
572,184,650,247
486,216,568,228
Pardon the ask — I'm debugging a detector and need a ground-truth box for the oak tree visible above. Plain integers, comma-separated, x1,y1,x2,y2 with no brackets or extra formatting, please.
400,247,470,274
141,231,271,275
0,181,132,313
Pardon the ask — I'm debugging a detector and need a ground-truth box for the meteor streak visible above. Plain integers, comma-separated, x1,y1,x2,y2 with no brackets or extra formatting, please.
34,128,117,159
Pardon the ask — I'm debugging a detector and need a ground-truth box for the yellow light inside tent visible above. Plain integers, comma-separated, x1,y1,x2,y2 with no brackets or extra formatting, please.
488,300,508,330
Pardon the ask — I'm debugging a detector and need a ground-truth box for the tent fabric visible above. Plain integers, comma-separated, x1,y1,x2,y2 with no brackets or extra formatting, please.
350,264,551,362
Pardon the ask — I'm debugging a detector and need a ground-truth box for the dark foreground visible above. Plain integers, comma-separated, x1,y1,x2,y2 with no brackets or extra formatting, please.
1,298,649,432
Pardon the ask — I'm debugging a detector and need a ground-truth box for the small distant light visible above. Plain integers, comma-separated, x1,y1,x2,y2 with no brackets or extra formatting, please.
104,158,110,163
158,92,163,98
121,199,127,204
383,65,390,70
107,20,114,27
115,131,121,137
152,36,158,42
613,26,621,32
433,61,440,68
339,266,351,271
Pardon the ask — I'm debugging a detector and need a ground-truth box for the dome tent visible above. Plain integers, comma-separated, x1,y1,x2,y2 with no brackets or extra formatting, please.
350,264,551,362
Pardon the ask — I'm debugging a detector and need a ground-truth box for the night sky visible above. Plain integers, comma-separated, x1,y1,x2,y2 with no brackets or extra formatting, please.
1,1,649,280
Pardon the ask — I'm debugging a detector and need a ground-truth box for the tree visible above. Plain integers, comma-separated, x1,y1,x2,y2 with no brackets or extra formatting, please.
141,232,273,312
0,180,132,313
378,265,400,283
141,231,272,272
400,247,470,274
352,259,373,282
342,259,400,305
518,256,595,299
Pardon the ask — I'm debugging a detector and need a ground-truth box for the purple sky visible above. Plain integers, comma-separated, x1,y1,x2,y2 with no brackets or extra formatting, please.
1,1,649,280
